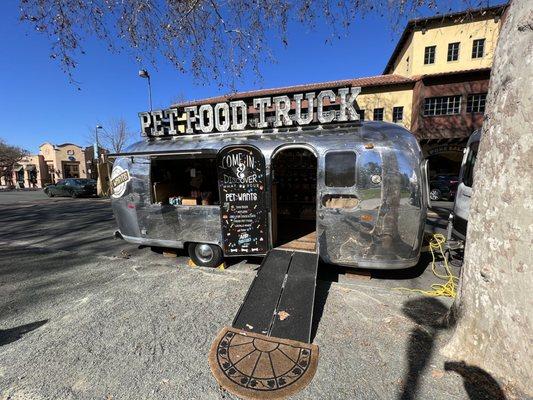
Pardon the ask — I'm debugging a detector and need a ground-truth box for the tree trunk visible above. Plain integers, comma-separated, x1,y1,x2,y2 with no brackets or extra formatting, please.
442,0,533,394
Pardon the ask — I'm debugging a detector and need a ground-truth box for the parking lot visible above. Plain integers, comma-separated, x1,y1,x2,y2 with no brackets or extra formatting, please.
0,192,475,400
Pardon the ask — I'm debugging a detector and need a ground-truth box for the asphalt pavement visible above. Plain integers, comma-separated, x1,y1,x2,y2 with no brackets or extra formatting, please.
0,191,495,400
0,189,49,204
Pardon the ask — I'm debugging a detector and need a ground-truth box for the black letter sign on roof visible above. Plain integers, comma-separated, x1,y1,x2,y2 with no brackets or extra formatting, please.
217,145,269,255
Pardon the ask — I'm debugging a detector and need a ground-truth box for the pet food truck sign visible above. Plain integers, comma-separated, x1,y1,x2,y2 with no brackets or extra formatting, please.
139,87,361,137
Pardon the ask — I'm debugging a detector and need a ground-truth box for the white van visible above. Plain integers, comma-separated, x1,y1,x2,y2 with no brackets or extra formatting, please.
449,129,481,241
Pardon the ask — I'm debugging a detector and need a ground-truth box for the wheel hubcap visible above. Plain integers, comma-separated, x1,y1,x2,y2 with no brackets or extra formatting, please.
195,244,214,263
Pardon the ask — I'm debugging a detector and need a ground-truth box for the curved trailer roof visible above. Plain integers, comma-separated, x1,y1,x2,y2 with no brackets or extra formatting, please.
112,121,421,159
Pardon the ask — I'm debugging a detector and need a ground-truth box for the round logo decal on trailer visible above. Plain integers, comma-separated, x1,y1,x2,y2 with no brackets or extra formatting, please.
111,166,131,198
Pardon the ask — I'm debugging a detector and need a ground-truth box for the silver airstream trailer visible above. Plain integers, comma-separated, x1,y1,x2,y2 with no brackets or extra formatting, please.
111,88,427,269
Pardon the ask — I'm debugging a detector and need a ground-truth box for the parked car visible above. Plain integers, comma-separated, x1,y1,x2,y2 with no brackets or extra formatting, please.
449,130,481,240
429,175,459,201
43,178,97,198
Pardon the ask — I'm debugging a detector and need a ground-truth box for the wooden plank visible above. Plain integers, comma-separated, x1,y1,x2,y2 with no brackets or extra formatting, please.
269,252,319,343
163,249,178,258
300,232,317,242
278,231,317,252
280,240,315,251
344,269,372,280
232,250,292,335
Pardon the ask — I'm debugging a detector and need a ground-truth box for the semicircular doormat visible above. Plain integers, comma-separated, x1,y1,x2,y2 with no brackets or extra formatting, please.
209,327,319,400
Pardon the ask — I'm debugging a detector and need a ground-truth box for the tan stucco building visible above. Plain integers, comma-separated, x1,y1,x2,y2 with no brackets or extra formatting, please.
384,9,503,77
1,142,107,188
3,154,49,188
39,142,90,183
382,4,506,176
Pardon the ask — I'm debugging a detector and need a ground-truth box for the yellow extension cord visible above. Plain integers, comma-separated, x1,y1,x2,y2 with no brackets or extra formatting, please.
394,233,459,298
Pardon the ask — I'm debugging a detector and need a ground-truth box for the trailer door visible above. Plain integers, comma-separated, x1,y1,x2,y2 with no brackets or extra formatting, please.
217,145,269,255
317,151,360,263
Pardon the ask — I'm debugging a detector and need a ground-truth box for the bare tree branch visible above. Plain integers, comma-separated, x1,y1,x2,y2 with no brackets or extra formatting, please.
0,138,29,182
19,0,439,89
87,119,134,153
0,139,28,169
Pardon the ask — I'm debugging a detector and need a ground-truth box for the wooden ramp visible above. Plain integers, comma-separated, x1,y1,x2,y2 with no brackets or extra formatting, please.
277,231,317,253
209,249,320,399
232,249,319,343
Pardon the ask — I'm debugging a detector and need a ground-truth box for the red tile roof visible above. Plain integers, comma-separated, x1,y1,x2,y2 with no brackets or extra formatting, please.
411,67,491,80
174,74,414,107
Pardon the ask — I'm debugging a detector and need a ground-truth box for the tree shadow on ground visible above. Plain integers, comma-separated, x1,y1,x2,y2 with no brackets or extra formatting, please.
445,361,507,400
0,199,118,256
0,320,48,346
0,244,138,322
398,297,450,400
398,297,506,400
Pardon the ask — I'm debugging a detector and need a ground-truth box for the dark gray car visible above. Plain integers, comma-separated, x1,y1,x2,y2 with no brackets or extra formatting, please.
44,178,97,198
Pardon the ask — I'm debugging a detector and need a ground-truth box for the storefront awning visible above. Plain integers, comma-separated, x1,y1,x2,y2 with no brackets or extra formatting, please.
24,164,36,171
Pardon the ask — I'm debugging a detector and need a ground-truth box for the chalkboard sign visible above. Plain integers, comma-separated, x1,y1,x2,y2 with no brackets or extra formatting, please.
217,146,269,255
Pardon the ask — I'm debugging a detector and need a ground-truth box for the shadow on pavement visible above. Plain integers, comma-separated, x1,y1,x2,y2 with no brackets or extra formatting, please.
0,320,48,346
445,361,507,400
399,297,450,400
398,297,506,400
310,279,332,342
425,217,448,231
0,199,117,256
371,252,433,280
429,206,453,218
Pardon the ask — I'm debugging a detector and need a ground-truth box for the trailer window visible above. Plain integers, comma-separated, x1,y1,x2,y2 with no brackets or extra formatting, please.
325,152,356,187
151,156,219,205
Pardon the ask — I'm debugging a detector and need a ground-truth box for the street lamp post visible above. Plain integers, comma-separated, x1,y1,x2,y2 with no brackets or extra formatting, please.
138,69,153,112
94,125,102,161
94,125,103,196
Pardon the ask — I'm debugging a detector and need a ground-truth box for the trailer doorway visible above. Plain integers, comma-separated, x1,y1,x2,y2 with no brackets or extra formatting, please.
271,147,317,251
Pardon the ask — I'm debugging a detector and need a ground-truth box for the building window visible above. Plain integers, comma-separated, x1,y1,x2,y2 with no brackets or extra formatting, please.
392,106,404,123
424,46,436,65
472,39,485,58
447,42,460,61
373,108,384,121
423,95,462,116
466,93,487,113
357,109,365,121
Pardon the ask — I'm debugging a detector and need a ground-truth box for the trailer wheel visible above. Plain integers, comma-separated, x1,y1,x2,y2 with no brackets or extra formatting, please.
188,243,223,268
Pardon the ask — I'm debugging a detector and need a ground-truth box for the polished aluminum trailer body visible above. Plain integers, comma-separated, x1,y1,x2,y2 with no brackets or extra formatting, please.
111,122,427,269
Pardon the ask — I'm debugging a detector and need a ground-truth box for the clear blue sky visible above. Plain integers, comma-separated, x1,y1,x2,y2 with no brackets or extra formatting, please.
0,0,501,153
